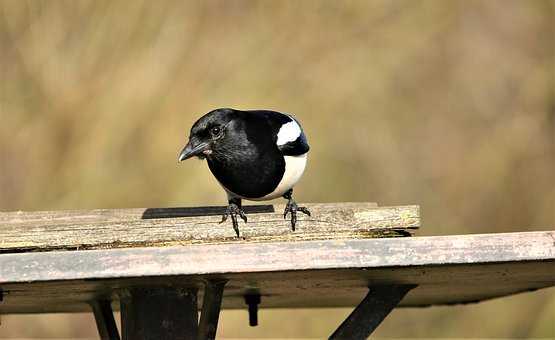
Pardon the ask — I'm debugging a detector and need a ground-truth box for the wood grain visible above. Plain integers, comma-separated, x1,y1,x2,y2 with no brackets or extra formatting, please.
1,203,552,314
0,231,553,313
0,203,419,252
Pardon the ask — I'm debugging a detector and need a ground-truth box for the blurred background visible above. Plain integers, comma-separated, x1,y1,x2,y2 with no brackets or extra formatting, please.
1,0,554,338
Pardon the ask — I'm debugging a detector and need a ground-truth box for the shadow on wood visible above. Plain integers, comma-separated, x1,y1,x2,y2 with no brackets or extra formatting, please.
0,203,417,252
141,205,274,219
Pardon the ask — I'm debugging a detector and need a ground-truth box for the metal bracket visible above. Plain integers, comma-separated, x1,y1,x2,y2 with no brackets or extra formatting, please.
90,300,120,340
90,283,415,339
198,279,228,340
329,284,417,339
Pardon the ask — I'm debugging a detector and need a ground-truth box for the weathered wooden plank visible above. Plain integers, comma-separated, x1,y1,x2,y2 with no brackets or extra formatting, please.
0,231,553,313
1,262,553,314
0,203,419,252
2,230,552,283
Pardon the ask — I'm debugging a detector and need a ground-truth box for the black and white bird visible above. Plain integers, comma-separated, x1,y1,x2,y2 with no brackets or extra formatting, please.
178,108,310,237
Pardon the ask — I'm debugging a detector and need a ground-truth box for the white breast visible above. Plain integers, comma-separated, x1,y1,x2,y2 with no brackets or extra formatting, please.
255,153,307,200
223,153,308,201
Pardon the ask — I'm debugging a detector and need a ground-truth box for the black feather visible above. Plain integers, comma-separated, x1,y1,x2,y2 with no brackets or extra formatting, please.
186,108,309,199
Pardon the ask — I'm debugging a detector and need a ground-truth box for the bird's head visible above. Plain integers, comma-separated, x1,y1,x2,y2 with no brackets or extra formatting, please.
178,108,239,162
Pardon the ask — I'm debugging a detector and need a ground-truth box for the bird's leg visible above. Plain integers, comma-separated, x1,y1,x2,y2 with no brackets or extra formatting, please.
282,189,311,231
220,197,247,237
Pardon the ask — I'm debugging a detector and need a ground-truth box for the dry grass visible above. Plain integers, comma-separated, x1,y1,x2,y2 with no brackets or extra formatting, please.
0,0,554,338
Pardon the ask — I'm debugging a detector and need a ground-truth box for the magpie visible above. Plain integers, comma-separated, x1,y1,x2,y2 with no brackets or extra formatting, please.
178,108,311,237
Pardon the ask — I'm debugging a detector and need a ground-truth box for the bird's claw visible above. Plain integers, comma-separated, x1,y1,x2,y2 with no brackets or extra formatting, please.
283,200,310,231
297,207,311,217
220,202,247,237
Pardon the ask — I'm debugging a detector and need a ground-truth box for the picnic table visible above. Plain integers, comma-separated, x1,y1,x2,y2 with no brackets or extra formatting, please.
0,203,553,339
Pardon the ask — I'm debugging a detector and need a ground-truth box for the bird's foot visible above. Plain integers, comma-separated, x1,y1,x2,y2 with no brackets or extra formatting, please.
283,199,311,231
220,202,247,237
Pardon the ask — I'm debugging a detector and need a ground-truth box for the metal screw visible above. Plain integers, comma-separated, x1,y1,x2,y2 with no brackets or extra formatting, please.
244,294,261,327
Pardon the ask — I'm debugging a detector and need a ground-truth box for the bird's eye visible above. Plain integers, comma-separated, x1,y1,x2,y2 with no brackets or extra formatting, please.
210,126,221,137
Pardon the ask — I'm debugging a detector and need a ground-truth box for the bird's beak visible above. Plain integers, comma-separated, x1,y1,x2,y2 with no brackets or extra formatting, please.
178,140,210,161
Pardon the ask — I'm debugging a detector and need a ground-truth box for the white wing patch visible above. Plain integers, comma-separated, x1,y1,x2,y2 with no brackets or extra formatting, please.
276,120,302,146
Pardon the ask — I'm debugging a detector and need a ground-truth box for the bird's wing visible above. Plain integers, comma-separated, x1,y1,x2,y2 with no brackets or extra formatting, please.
274,115,310,156
245,110,310,156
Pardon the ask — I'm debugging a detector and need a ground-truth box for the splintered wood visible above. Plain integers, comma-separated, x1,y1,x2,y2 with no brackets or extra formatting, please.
0,203,419,252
